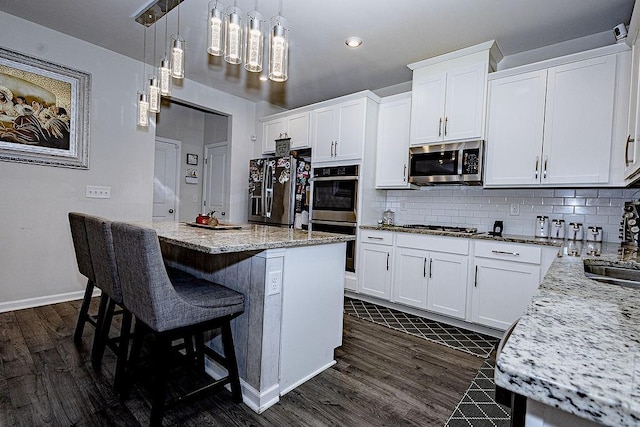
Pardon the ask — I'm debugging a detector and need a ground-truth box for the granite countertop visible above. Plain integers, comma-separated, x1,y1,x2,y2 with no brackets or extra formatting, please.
360,224,562,247
145,222,354,254
495,243,640,426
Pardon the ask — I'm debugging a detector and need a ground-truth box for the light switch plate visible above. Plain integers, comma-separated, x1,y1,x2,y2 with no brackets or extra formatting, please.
86,185,111,199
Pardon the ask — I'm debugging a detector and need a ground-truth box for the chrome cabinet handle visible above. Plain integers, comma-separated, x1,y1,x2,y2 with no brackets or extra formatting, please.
492,250,520,256
444,117,448,136
438,118,442,137
386,253,389,271
403,164,407,181
429,258,433,278
168,209,174,213
367,236,383,240
423,258,427,277
543,156,548,179
330,141,334,156
626,135,634,167
535,156,539,179
334,141,338,156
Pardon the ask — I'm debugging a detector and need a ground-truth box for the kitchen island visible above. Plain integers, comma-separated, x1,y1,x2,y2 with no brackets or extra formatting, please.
495,243,640,427
146,222,354,413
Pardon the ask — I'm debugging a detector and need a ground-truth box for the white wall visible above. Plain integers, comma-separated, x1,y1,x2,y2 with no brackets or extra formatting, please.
0,11,258,310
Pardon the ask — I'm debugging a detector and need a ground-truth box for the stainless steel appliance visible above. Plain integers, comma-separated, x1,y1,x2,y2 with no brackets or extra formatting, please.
248,151,311,227
311,165,359,272
621,200,640,246
408,140,484,185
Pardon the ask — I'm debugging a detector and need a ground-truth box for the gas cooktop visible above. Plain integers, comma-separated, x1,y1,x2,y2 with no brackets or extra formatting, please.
401,224,479,234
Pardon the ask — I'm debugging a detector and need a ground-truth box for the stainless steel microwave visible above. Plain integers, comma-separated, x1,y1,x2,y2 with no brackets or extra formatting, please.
409,140,484,185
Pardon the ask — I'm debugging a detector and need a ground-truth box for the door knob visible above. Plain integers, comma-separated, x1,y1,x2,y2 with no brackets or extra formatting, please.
168,209,174,213
221,212,226,216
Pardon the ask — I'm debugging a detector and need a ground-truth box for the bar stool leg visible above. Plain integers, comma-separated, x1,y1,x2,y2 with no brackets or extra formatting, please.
221,322,242,403
114,309,132,393
92,296,116,370
150,335,171,427
73,279,95,343
121,320,146,400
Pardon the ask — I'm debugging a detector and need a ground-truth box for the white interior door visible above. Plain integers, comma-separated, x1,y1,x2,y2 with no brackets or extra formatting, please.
203,142,229,220
153,138,180,221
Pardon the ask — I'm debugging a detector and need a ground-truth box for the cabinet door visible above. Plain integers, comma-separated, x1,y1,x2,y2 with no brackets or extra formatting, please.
358,243,392,300
471,258,540,330
484,70,547,186
444,63,486,142
627,41,640,181
410,71,446,145
427,252,468,319
263,117,287,153
311,106,337,162
335,99,366,161
392,247,428,309
542,55,616,185
287,112,310,149
376,96,411,188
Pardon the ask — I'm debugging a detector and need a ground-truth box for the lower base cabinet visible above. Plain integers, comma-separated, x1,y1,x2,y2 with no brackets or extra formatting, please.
471,258,540,330
358,230,393,299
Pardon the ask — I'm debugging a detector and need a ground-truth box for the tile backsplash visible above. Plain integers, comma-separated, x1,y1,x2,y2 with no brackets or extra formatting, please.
385,187,640,242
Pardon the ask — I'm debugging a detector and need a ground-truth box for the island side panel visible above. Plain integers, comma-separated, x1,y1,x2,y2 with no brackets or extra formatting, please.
279,242,346,395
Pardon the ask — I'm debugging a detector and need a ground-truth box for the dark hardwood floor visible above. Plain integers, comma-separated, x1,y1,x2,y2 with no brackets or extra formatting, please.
0,299,483,426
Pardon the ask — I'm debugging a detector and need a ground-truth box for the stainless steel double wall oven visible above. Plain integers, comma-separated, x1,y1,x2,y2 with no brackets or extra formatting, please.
311,165,358,272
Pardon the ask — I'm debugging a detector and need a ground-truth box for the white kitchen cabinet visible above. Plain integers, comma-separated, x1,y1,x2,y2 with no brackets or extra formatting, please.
485,52,618,187
408,41,501,146
392,234,469,319
375,93,411,188
262,111,310,153
311,98,366,163
625,32,640,182
358,230,393,299
471,241,550,330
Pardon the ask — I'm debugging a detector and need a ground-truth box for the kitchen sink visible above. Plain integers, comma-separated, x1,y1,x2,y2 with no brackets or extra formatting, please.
583,263,640,289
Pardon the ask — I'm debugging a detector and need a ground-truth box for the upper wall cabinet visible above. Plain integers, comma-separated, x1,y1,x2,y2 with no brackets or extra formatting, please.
311,96,375,163
485,46,630,187
262,111,310,154
375,93,411,189
625,31,640,183
408,41,502,146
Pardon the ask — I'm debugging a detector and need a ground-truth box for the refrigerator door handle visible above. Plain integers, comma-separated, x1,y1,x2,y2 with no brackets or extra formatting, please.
264,162,273,218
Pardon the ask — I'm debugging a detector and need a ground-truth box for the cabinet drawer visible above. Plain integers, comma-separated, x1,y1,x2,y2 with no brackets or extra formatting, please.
359,229,393,245
475,240,541,264
396,233,469,255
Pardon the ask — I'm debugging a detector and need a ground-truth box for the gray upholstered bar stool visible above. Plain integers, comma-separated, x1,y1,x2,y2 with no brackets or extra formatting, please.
68,212,99,344
111,221,245,426
84,215,130,383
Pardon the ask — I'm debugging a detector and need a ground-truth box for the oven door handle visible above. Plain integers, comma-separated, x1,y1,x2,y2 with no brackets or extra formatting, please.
311,176,358,182
311,219,357,228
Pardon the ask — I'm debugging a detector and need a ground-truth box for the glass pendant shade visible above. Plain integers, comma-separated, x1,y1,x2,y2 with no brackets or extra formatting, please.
268,16,289,82
159,56,172,96
208,1,225,56
244,10,264,72
137,91,149,127
225,6,243,65
171,34,185,78
148,74,160,113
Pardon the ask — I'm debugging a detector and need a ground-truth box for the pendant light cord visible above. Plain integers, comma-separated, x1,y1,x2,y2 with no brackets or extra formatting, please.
177,0,181,34
142,15,148,86
164,0,169,56
153,12,157,67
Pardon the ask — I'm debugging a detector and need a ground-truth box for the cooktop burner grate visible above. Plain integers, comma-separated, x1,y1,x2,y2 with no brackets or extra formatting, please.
401,224,479,234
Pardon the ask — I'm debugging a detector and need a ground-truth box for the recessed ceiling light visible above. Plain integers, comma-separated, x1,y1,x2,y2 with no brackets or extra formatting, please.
345,37,363,48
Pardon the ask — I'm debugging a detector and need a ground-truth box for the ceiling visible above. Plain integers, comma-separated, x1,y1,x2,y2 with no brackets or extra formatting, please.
1,0,635,109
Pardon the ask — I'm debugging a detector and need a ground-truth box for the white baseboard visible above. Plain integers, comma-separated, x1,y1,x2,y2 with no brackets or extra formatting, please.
279,360,336,396
0,289,101,313
204,357,280,414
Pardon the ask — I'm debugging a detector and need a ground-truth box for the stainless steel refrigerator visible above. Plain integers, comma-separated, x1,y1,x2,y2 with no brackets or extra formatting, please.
248,151,311,227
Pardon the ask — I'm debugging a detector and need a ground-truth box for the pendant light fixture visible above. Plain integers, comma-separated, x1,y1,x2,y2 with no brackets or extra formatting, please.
207,1,225,56
171,1,185,79
137,14,150,127
159,0,172,96
244,1,264,72
269,0,289,82
148,12,161,113
224,1,243,64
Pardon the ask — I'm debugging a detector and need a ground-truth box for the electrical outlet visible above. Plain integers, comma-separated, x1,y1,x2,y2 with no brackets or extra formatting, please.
86,185,111,199
399,201,406,212
267,270,282,296
509,203,520,216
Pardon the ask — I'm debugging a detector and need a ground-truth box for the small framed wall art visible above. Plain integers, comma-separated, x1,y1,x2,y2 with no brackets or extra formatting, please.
186,153,198,165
